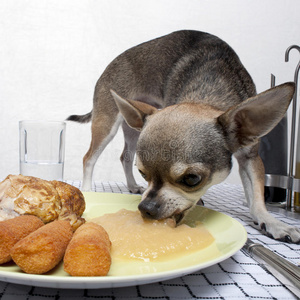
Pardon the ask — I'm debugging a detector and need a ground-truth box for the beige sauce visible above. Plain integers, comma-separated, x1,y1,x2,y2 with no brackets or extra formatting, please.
91,209,214,262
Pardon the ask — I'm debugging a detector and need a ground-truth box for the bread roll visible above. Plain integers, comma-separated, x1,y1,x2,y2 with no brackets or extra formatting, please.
0,174,61,223
0,215,44,264
0,175,86,230
64,222,111,276
10,220,73,274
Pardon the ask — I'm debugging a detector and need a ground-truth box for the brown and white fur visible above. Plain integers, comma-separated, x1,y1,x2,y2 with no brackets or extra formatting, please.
68,30,299,243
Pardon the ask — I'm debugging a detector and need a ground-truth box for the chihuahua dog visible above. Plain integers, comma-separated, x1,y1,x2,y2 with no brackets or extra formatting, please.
68,30,299,243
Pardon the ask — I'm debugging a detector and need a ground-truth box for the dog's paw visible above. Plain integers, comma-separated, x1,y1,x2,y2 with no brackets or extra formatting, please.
81,182,92,192
80,184,92,192
254,214,300,243
128,184,146,194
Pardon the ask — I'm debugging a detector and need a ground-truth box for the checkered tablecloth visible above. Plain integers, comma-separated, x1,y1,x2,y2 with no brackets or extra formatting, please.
1,182,299,300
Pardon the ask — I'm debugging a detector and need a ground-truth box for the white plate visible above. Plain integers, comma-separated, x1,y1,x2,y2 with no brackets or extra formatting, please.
0,192,247,289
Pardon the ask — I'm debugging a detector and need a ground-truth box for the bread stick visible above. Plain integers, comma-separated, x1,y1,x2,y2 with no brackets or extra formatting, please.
0,215,44,264
64,222,111,276
10,220,73,274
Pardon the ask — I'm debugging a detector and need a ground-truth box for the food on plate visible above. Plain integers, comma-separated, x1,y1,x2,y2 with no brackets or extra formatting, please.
0,174,60,222
64,222,111,276
91,209,215,262
0,215,44,264
10,220,73,274
0,174,86,230
51,180,86,230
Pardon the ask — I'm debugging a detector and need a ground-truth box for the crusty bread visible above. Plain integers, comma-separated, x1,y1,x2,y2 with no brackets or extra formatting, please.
0,175,86,230
11,220,73,274
0,215,44,264
64,222,111,276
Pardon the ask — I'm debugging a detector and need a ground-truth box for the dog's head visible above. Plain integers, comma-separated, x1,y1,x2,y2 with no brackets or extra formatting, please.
111,82,294,224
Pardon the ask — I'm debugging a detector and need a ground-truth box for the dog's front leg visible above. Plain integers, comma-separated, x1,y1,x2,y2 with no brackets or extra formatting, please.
120,122,145,194
235,145,300,243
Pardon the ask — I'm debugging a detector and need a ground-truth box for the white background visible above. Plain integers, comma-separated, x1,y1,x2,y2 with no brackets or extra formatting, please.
0,0,299,186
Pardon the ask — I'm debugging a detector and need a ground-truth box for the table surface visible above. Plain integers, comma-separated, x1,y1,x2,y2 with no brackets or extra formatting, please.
1,181,299,300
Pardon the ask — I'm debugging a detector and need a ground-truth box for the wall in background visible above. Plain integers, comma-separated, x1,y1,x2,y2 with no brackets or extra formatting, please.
0,0,299,186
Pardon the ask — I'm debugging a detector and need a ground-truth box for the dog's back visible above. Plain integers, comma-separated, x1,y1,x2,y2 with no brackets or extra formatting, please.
98,30,256,110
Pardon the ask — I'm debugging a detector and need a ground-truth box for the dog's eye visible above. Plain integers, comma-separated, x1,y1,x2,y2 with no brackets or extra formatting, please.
181,174,201,187
139,170,147,180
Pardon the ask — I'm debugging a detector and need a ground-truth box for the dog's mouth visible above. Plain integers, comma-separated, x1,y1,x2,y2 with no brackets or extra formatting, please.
172,212,185,224
170,206,192,227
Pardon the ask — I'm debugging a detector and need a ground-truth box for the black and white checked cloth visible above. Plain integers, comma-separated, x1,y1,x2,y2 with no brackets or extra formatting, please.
0,182,299,300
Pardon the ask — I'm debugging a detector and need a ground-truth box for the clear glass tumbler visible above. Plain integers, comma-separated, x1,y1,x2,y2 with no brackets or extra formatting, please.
19,120,66,181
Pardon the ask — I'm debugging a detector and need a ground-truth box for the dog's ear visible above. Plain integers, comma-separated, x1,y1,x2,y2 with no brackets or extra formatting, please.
111,90,157,130
218,82,295,153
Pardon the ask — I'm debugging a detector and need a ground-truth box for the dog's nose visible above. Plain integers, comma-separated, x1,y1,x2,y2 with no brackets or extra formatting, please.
138,200,161,219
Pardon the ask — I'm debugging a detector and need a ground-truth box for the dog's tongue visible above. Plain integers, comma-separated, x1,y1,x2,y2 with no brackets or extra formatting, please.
169,213,184,227
167,217,177,228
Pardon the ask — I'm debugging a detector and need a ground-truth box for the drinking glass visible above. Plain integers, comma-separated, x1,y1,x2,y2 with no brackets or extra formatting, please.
19,120,66,181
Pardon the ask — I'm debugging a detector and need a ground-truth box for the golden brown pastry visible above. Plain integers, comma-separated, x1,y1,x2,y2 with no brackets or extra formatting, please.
10,220,73,274
64,222,111,276
0,175,86,230
51,180,85,230
0,174,61,223
0,215,44,264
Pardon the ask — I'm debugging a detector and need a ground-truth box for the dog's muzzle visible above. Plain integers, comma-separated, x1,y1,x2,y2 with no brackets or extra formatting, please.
138,199,191,225
138,199,161,219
